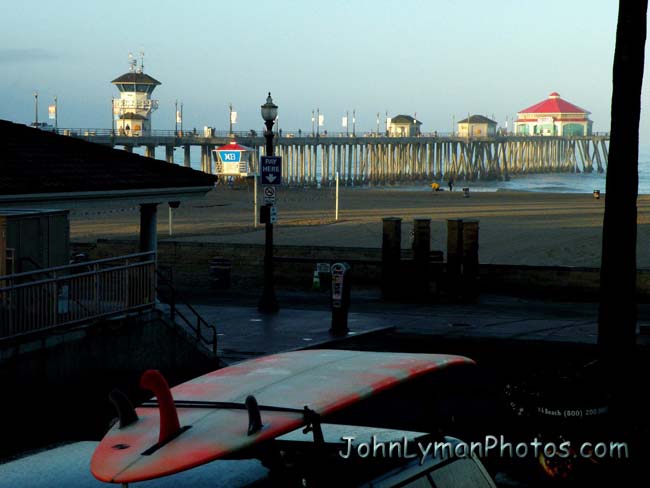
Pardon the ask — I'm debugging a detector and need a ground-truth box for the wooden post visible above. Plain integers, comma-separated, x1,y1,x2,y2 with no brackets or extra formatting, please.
413,218,431,299
381,217,402,300
446,219,463,299
462,219,480,301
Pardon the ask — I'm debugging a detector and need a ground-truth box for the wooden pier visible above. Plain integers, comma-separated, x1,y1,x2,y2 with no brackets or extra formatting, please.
59,130,609,185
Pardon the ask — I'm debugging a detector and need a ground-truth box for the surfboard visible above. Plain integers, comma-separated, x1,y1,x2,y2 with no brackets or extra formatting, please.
91,349,474,484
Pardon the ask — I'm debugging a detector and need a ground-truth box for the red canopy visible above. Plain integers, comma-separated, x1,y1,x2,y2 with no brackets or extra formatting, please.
518,92,590,115
214,141,254,152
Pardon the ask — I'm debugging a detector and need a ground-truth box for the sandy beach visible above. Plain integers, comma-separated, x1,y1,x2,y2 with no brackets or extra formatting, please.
70,186,650,268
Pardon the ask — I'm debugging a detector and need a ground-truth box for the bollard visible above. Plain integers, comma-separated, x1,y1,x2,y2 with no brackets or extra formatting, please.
330,262,351,335
446,219,464,298
462,219,480,301
412,218,431,299
381,217,402,300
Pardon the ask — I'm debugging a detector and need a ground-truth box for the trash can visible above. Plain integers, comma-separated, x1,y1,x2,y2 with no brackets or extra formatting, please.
593,189,601,199
209,257,232,289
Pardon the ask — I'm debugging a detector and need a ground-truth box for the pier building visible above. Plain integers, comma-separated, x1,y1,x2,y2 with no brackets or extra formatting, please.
388,115,422,137
111,54,161,137
457,115,498,137
515,92,592,136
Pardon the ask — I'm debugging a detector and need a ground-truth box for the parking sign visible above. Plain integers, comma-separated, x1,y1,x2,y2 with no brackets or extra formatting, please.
261,156,282,185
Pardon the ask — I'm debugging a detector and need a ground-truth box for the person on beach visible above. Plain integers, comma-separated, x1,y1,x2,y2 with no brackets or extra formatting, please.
448,178,454,191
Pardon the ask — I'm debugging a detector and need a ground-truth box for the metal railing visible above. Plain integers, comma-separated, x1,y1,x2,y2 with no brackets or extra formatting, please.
52,127,611,141
0,252,156,340
156,268,217,356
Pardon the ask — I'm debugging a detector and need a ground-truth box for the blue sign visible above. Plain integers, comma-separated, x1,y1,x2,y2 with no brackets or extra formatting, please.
261,156,282,185
217,150,242,163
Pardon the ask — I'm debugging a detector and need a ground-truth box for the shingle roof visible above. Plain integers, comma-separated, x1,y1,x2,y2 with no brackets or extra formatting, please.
390,115,421,124
0,119,216,196
518,92,589,115
458,115,497,125
111,72,161,85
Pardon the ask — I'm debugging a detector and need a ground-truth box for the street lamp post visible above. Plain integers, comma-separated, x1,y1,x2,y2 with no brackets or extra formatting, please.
229,103,233,137
33,91,39,126
258,92,279,314
352,109,356,137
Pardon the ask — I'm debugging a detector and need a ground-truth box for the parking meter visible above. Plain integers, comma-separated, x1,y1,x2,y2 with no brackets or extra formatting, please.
330,262,351,335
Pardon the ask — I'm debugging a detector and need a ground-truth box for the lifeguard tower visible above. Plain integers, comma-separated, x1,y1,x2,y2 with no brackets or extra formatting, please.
111,52,160,137
212,141,256,178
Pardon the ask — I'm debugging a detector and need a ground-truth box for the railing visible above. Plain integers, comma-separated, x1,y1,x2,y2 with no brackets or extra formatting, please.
156,268,218,356
0,252,156,340
51,127,611,141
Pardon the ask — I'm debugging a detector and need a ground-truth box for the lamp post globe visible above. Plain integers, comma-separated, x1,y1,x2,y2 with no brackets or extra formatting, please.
260,93,278,156
261,92,278,123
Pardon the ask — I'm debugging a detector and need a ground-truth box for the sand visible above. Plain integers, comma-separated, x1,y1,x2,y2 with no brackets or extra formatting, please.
69,186,650,268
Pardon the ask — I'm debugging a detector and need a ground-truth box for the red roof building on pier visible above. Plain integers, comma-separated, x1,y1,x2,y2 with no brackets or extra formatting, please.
514,92,592,136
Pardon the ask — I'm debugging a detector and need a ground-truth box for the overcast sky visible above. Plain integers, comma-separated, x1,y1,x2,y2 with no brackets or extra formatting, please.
1,0,648,139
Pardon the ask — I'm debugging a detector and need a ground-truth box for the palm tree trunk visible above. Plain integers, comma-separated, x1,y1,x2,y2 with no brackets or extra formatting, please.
598,0,648,357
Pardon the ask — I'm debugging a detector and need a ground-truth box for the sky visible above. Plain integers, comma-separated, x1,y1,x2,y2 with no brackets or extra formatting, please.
0,0,648,140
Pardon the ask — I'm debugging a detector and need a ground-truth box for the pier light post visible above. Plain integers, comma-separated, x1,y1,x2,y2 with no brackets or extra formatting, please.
258,92,279,313
33,91,39,126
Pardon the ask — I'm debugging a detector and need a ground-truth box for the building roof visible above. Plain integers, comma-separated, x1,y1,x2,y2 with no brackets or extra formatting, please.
215,141,255,152
458,115,497,125
0,119,216,197
518,92,590,115
391,115,422,125
111,72,161,85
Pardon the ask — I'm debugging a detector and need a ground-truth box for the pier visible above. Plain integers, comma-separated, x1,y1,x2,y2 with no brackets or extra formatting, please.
55,129,610,184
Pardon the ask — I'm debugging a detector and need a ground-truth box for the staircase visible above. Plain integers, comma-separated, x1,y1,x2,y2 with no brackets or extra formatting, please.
156,269,218,359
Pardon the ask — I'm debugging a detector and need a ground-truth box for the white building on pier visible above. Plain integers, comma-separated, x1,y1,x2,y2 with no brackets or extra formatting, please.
111,54,160,137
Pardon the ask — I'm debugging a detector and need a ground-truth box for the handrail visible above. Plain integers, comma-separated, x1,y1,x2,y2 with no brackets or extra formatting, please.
155,269,217,356
0,251,155,281
0,260,156,292
0,254,156,340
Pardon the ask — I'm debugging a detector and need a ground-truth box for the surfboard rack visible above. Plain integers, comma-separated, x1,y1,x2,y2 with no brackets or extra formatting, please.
108,389,139,429
302,406,324,446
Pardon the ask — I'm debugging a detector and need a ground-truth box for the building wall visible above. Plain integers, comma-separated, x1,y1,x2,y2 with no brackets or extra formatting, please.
389,123,421,137
458,123,496,137
72,239,650,300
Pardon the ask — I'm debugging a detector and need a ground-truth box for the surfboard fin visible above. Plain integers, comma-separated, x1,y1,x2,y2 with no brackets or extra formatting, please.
108,389,139,429
140,370,181,444
246,395,263,435
302,406,324,445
